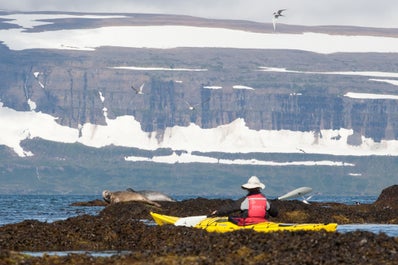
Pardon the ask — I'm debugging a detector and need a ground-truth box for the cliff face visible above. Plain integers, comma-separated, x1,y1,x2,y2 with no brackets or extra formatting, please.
2,45,398,145
1,13,398,195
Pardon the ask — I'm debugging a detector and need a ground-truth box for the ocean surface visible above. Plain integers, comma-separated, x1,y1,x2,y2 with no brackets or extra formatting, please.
1,194,397,238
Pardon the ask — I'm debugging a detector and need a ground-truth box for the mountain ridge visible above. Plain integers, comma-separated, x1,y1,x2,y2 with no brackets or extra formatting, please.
0,11,397,195
2,10,398,36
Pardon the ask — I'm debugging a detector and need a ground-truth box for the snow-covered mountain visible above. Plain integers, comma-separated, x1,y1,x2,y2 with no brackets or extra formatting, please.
1,12,398,52
1,11,397,195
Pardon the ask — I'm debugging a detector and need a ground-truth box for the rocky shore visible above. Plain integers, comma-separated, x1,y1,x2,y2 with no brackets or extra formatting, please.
1,185,397,264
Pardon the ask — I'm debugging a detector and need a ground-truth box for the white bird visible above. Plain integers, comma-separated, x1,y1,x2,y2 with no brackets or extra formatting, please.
182,99,199,110
33,72,45,88
272,9,286,31
131,82,145,95
181,98,210,111
33,72,40,79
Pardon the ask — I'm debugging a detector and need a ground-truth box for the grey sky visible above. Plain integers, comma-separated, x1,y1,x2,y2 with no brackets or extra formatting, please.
1,0,397,28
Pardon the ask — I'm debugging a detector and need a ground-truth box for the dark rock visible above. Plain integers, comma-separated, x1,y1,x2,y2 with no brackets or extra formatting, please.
1,187,398,264
70,199,108,206
374,185,398,209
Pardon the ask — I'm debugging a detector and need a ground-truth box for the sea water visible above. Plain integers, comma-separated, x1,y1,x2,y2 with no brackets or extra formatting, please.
0,194,397,237
0,195,103,226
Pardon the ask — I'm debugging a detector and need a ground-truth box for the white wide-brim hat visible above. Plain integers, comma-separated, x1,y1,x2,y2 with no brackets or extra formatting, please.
241,176,265,189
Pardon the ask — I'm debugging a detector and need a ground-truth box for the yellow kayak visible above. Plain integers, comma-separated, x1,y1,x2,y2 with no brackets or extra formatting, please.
150,212,337,233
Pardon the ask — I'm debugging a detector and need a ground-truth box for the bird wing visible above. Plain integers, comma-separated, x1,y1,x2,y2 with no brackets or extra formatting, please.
180,98,210,109
278,9,286,15
201,98,211,104
182,99,193,107
131,83,145,94
139,83,145,92
191,98,211,107
38,81,45,89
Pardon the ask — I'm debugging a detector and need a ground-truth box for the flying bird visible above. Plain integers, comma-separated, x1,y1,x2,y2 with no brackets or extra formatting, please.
33,72,45,88
273,9,286,19
182,99,200,111
131,82,145,95
297,148,306,153
180,98,210,111
33,72,40,79
272,9,286,31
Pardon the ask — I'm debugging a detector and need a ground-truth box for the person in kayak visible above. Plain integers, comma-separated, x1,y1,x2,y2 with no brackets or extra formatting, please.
210,176,278,225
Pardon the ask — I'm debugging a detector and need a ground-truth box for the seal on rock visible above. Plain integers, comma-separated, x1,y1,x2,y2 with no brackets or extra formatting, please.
126,188,175,202
102,190,161,207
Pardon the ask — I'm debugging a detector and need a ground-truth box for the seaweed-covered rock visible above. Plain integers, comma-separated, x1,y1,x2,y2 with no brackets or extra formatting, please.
374,185,398,209
71,199,108,206
1,185,398,264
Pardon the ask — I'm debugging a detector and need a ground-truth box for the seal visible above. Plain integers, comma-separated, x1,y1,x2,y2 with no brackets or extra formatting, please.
126,188,175,202
102,190,161,207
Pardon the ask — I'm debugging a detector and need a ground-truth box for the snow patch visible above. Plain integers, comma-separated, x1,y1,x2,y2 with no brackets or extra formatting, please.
2,98,398,158
0,103,77,157
0,24,398,53
369,79,398,86
258,67,398,78
27,99,36,111
233,85,255,90
344,92,398,100
125,152,354,166
203,86,222,90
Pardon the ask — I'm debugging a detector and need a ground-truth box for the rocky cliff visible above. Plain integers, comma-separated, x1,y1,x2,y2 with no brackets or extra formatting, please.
1,44,398,145
1,12,398,195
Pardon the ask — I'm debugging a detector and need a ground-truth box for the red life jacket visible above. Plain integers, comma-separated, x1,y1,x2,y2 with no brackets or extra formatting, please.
236,193,267,226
